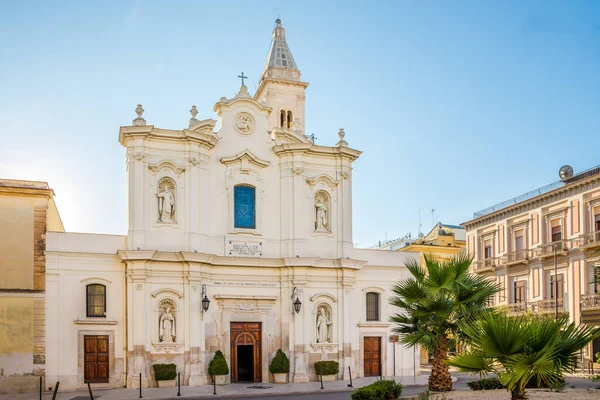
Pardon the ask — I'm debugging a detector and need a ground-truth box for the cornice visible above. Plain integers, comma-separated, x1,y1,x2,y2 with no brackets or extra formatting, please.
463,175,600,231
118,251,366,270
0,186,55,199
272,143,362,161
119,125,218,149
254,77,309,100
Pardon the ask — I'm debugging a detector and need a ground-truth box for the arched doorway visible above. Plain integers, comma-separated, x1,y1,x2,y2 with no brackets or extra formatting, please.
230,322,262,383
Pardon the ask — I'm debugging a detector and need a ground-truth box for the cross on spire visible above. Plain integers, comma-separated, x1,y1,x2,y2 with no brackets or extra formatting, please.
237,72,247,86
273,6,283,18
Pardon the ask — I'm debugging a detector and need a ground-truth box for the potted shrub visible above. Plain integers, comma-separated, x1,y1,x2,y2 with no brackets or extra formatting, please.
269,349,290,383
208,350,229,385
314,360,339,382
153,363,177,388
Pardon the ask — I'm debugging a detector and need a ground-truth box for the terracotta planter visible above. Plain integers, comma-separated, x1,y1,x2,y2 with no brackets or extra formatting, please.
214,375,227,385
321,374,336,382
272,373,287,383
157,379,176,388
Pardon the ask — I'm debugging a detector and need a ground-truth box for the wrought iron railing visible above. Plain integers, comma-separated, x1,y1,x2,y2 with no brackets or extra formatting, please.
579,231,600,248
473,258,496,272
536,240,569,257
501,250,530,265
473,165,600,218
531,298,566,314
580,293,600,311
507,302,528,315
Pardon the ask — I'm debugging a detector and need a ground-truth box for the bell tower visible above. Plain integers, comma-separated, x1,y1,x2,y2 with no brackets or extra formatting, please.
254,19,309,135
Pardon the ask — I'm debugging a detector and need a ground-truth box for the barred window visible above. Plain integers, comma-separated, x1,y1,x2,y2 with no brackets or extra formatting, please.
366,292,380,321
86,284,106,317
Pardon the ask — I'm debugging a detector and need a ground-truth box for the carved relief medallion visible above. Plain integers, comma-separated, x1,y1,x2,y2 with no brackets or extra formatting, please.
234,112,255,135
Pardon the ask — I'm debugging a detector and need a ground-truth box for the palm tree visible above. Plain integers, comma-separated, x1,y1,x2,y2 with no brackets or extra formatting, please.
447,312,600,400
390,253,499,392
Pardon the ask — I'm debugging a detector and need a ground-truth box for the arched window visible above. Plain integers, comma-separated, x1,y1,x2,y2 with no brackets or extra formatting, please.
234,185,256,229
366,292,380,321
280,110,286,128
86,284,106,317
287,111,293,128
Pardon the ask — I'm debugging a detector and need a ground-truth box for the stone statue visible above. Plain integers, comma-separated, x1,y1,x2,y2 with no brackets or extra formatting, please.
156,186,175,222
316,306,332,343
159,307,176,343
315,199,328,231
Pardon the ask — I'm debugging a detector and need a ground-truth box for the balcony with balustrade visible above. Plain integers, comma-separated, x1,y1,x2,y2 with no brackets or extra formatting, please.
580,293,600,325
506,302,529,316
472,257,496,273
578,231,600,251
535,240,569,259
530,298,568,316
500,249,531,267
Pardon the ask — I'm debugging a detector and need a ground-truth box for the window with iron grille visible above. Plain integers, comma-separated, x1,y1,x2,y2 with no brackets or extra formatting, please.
86,284,106,317
366,292,380,321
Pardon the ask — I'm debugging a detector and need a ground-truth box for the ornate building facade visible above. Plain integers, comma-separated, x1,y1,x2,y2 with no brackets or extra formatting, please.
40,19,418,391
463,165,600,362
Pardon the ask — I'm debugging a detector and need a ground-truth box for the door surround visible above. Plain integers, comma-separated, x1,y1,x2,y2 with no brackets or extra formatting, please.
358,331,388,377
214,295,277,384
230,322,262,383
77,330,117,388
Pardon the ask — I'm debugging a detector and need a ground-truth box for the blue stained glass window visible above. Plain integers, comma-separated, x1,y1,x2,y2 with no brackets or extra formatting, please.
234,185,256,229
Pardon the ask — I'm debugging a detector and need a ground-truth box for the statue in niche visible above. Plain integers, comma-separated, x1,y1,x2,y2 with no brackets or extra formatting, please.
156,178,175,222
315,192,329,231
159,306,176,343
316,305,332,343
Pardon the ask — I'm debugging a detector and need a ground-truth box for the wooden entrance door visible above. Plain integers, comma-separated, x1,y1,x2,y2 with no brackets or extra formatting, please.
230,322,261,383
84,335,109,383
364,336,381,377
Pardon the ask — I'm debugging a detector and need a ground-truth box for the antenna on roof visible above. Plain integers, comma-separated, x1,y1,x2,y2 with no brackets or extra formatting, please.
418,209,423,237
431,208,436,227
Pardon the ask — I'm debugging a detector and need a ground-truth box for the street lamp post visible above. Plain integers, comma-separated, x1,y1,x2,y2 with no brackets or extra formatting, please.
554,244,558,321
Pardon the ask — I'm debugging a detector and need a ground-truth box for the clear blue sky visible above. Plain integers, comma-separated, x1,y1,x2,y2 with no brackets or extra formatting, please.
1,1,599,247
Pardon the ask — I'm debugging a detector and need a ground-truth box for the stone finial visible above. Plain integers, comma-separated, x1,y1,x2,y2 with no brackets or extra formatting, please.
133,104,146,126
189,105,199,128
335,128,348,147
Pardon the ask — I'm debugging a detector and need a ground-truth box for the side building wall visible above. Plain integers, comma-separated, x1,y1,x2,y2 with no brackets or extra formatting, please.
0,184,61,394
45,232,126,391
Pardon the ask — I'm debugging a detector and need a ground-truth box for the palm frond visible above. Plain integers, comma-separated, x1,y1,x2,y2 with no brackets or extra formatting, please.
446,350,493,375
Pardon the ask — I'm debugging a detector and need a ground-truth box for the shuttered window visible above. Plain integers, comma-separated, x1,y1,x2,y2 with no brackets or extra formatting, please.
366,292,380,321
86,284,106,317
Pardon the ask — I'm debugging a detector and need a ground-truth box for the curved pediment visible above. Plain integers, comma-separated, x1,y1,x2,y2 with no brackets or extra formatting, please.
149,160,185,175
220,150,270,169
213,86,272,116
151,288,184,299
306,174,338,188
309,292,337,303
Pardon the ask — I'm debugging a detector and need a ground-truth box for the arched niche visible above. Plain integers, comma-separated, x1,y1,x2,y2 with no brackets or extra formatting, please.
314,190,331,232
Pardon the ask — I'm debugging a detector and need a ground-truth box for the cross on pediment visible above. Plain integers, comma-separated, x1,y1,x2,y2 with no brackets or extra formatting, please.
238,72,247,86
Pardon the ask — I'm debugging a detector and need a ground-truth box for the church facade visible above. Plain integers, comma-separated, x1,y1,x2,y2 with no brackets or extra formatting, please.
43,19,418,390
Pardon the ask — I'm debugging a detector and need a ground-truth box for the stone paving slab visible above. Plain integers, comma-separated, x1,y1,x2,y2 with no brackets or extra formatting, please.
0,375,432,400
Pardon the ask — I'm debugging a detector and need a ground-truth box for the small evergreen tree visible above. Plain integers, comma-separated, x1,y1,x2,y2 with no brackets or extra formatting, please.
208,350,229,376
152,363,177,380
269,349,290,374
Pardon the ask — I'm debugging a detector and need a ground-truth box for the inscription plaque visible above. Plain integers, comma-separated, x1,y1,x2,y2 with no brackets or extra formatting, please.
228,240,263,257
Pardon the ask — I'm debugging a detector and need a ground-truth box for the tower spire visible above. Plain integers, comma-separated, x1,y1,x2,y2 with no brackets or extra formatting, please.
262,18,300,81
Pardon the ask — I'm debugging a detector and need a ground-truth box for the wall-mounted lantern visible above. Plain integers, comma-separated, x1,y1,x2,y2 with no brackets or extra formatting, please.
292,287,302,314
201,284,210,313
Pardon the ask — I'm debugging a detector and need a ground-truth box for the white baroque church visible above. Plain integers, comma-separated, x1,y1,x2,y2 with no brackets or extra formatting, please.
44,19,418,389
